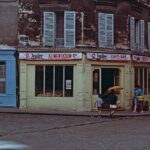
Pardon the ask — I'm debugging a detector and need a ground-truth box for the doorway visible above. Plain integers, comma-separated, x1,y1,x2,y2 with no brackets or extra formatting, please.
92,67,121,109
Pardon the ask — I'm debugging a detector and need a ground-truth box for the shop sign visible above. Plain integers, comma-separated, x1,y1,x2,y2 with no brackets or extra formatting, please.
19,53,82,60
87,53,131,61
132,55,150,63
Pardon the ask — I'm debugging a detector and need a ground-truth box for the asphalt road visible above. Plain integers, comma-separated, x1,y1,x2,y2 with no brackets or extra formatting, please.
0,113,150,150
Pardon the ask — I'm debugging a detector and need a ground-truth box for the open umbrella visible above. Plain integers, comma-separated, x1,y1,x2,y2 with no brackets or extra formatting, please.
107,86,123,93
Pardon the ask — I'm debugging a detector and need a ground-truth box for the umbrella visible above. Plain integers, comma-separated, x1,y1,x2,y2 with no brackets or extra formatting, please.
107,86,123,93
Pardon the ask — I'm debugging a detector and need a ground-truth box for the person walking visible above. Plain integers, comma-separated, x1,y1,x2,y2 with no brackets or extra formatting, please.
133,85,144,113
95,94,103,117
108,89,118,118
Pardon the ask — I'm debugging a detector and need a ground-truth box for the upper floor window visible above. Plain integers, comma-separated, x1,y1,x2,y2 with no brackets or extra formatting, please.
98,13,114,48
130,17,145,51
0,62,6,94
43,11,76,48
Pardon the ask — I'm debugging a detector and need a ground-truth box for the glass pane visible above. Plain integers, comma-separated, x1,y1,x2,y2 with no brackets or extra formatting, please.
134,68,138,87
0,62,5,78
140,68,143,88
93,69,99,95
45,66,53,97
0,82,5,93
35,66,44,96
65,66,73,97
144,68,147,94
55,66,63,97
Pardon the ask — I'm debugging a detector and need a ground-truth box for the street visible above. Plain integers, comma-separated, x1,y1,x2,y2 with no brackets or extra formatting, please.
0,113,150,150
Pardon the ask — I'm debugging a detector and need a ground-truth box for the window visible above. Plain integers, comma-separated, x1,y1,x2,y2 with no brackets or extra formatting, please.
35,65,73,97
134,67,150,95
43,11,76,48
130,17,145,51
98,13,114,48
0,62,6,93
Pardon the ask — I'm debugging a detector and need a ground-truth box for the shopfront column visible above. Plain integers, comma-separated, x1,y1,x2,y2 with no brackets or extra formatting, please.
19,63,27,109
124,63,133,109
75,64,84,111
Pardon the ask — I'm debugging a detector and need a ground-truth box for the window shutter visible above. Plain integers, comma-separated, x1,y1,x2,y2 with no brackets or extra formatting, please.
106,14,114,48
43,12,55,47
98,13,114,48
140,20,144,51
64,11,75,48
148,22,150,51
98,13,106,48
130,17,135,50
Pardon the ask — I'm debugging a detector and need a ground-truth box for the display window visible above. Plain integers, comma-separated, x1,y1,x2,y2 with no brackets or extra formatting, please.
134,67,150,95
35,65,73,97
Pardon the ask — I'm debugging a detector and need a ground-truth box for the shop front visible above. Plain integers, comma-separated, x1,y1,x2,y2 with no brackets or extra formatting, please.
132,55,150,104
19,52,86,111
86,53,132,110
18,52,150,112
0,47,16,107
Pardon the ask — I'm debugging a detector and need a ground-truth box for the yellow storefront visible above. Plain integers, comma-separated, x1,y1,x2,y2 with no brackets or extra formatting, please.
19,52,88,112
18,52,150,112
85,53,132,110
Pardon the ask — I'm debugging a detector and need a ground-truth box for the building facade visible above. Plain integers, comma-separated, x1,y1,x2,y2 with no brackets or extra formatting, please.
0,0,18,107
18,0,150,111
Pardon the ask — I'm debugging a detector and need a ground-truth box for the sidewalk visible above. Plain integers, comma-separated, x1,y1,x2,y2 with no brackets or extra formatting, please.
0,107,150,117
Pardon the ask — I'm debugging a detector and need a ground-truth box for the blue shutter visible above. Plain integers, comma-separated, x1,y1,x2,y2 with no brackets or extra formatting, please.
43,12,55,47
98,13,106,48
98,13,114,48
64,11,76,48
106,14,114,48
130,17,135,50
140,20,144,51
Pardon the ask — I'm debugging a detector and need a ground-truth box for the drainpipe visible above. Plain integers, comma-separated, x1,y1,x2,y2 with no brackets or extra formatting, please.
14,50,19,108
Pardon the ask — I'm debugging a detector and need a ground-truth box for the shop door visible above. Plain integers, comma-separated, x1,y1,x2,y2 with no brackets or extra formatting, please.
92,67,121,110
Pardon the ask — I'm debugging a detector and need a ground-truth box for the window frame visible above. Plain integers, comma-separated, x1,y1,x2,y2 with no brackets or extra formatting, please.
0,62,6,94
35,65,74,97
43,11,76,48
130,17,145,51
134,67,150,95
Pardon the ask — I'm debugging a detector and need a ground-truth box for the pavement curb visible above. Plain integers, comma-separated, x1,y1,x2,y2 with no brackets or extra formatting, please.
0,108,150,118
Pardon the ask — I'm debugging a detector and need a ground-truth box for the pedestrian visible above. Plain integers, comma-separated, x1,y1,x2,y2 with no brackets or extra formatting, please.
133,85,144,113
95,94,103,117
108,89,118,118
